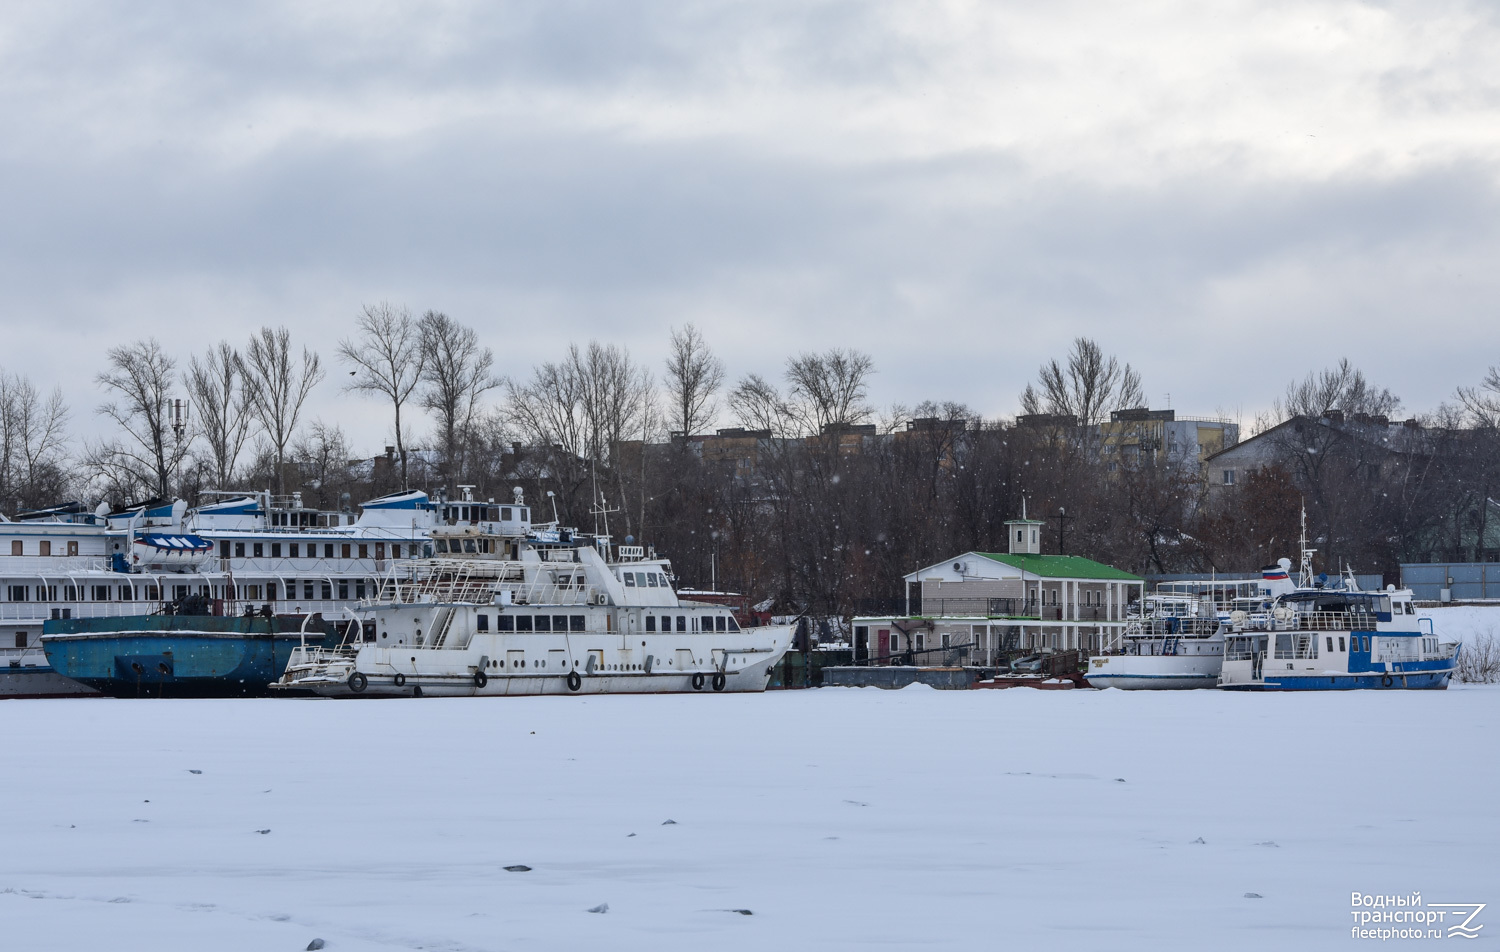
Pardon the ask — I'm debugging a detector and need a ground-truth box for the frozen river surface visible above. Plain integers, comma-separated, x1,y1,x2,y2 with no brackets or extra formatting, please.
3,663,1498,949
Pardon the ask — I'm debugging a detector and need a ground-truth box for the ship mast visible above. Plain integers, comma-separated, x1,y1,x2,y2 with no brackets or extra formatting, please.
1298,502,1316,589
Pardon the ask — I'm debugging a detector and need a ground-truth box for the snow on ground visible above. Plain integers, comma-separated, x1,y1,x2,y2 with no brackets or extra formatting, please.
2,607,1498,951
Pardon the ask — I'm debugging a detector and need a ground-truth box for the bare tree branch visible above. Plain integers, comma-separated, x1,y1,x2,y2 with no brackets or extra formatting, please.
340,303,424,490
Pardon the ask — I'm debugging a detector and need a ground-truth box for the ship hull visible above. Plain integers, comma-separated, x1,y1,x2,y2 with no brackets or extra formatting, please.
1085,653,1222,690
278,624,794,698
0,664,100,698
42,616,317,698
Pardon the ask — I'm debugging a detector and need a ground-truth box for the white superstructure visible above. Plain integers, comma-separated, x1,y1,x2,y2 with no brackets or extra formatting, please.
0,488,479,696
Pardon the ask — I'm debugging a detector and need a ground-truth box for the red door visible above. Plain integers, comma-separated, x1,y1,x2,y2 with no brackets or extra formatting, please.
878,629,890,661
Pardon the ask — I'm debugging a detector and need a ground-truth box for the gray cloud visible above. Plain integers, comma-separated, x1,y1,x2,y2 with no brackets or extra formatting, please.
2,0,1498,451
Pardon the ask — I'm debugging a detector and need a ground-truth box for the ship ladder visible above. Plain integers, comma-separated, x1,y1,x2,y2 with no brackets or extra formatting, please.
1162,636,1178,657
429,607,456,648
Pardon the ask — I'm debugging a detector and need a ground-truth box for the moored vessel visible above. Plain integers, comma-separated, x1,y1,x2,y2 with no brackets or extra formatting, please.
41,608,339,697
275,491,792,697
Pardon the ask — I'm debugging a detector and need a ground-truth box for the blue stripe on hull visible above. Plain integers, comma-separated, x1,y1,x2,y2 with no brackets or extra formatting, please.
1258,671,1452,691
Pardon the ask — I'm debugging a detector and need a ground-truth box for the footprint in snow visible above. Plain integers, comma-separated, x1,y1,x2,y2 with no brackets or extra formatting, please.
306,939,326,950
255,829,271,835
661,819,677,825
627,833,636,837
1255,841,1278,848
187,769,202,775
1244,893,1263,899
1190,837,1206,845
504,865,532,872
843,800,868,807
587,903,609,914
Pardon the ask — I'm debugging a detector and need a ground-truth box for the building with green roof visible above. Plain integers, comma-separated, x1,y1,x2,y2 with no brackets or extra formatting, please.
850,515,1143,666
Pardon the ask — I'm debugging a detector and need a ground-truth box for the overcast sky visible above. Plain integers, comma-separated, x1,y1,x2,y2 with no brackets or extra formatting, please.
3,0,1498,451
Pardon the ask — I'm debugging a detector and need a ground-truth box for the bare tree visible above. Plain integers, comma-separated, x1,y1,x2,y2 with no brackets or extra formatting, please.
93,338,189,498
727,373,792,436
1457,366,1500,428
340,303,425,490
1273,358,1401,423
419,311,499,491
0,371,71,510
243,326,324,495
1020,337,1144,428
185,341,252,489
291,419,355,510
785,348,875,435
664,323,724,439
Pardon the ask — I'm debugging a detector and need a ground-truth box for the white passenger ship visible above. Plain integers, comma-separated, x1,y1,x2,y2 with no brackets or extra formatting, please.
0,488,485,696
1085,561,1298,689
274,491,792,697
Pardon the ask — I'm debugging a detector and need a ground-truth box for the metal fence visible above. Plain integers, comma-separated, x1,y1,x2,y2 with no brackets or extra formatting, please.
1401,562,1500,601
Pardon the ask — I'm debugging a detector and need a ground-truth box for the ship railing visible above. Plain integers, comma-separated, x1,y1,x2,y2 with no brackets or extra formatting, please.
375,559,601,608
0,555,114,574
1277,610,1377,632
1123,617,1219,637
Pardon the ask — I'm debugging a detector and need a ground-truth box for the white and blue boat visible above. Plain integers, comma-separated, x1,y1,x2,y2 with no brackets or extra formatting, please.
1218,512,1458,690
1218,585,1457,690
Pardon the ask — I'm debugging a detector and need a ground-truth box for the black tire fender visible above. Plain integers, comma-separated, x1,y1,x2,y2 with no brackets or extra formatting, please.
712,672,727,692
692,672,705,691
348,671,368,694
1381,674,1393,688
566,669,582,692
474,670,488,689
393,672,406,687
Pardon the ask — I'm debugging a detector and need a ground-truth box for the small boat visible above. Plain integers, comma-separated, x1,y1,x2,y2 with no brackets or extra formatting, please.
1217,510,1459,690
1218,587,1458,690
1085,593,1225,689
42,607,338,697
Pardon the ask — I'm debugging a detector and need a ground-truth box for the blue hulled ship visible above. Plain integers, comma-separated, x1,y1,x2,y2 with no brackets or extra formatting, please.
42,607,340,697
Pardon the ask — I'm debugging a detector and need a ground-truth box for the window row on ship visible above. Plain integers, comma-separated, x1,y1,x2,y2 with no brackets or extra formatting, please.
467,611,739,634
213,540,416,560
1,579,380,602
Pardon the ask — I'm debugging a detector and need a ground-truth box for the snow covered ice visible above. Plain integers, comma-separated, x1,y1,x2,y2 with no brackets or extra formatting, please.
3,608,1499,950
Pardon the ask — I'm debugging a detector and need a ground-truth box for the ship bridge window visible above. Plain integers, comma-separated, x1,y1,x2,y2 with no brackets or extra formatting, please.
498,615,515,632
727,616,740,632
253,543,263,558
1339,637,1346,652
677,616,686,632
435,539,449,553
1404,602,1416,615
535,616,551,632
464,539,478,554
235,542,245,557
289,543,300,558
646,616,657,632
502,507,513,521
517,615,533,632
551,614,566,631
570,616,585,632
646,573,659,588
477,614,489,632
623,573,636,587
14,632,25,648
